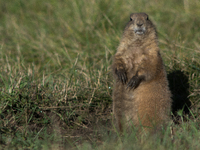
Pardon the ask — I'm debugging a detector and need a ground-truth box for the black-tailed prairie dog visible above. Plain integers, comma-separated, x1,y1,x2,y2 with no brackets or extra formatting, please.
112,13,172,133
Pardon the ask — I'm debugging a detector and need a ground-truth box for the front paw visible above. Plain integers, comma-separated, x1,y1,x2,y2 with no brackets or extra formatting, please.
127,76,140,89
115,68,127,84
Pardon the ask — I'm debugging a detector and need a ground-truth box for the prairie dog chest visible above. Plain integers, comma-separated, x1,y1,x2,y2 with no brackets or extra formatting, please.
123,49,148,70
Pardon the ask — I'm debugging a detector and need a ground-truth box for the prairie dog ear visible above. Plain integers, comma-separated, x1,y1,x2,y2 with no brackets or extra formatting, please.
143,13,149,20
130,13,135,21
130,13,135,18
141,13,149,20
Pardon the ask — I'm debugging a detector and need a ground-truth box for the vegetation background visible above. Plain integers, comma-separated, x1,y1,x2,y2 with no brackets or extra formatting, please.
0,0,200,149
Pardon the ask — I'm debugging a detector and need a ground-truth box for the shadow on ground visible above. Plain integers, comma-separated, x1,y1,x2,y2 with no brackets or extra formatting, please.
167,70,191,123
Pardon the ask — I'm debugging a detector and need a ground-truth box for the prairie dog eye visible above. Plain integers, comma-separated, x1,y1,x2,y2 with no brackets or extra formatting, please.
146,16,149,20
130,18,132,21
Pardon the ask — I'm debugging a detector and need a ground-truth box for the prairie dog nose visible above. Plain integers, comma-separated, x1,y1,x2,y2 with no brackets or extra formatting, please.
137,23,143,27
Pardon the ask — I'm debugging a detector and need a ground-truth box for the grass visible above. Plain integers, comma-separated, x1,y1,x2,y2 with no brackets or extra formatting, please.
0,0,200,149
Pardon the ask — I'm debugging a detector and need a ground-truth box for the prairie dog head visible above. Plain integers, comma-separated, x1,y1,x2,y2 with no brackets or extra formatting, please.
124,13,154,37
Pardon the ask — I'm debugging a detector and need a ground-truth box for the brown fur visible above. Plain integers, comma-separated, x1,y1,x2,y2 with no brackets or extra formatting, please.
112,13,172,133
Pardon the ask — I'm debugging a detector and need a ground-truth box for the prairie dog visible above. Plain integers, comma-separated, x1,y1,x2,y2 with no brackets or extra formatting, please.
112,13,172,133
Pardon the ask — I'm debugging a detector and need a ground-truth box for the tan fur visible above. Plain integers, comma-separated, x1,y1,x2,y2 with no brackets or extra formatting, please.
112,13,172,133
